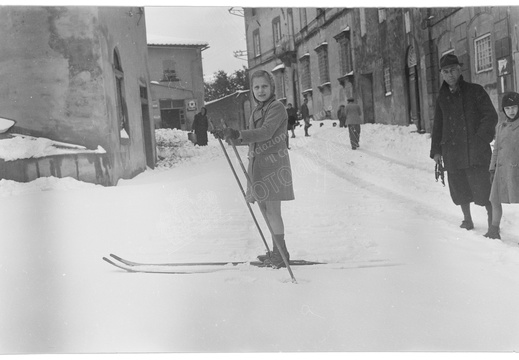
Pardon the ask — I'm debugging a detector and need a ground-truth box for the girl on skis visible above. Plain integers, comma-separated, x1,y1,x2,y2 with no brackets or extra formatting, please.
486,92,519,240
213,70,295,268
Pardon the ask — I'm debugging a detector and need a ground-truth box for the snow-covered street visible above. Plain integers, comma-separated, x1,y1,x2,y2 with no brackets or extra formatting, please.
1,122,519,354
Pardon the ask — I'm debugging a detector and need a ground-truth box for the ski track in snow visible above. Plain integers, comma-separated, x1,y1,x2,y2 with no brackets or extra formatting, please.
295,132,453,225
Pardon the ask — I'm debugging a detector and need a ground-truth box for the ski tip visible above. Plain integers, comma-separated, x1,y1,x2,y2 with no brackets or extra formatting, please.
102,256,136,273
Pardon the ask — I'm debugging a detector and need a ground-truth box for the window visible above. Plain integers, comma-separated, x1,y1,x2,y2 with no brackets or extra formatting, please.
336,31,353,75
384,67,392,95
162,60,179,82
273,70,286,100
299,54,311,91
253,29,261,57
114,49,129,139
405,11,411,33
360,8,366,36
475,34,493,73
315,43,330,85
272,17,282,45
299,8,307,28
378,9,386,23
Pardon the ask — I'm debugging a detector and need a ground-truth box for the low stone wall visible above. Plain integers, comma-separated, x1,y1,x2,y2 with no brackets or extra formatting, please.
0,153,113,186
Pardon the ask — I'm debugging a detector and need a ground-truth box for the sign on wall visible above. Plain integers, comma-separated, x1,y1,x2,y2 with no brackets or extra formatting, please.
186,99,197,111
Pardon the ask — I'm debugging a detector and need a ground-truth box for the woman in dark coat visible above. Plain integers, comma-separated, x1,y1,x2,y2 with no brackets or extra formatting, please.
214,70,294,268
192,107,209,146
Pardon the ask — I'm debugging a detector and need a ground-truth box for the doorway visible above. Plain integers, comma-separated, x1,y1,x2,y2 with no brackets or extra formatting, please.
359,73,375,124
161,109,181,129
407,45,423,133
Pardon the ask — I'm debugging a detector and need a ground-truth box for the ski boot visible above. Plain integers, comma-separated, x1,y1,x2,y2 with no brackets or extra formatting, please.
263,237,290,269
484,225,501,240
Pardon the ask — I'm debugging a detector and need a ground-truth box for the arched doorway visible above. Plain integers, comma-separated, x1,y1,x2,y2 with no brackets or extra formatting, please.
407,44,424,133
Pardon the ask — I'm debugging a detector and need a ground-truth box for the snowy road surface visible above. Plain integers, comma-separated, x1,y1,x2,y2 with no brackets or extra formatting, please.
1,123,519,354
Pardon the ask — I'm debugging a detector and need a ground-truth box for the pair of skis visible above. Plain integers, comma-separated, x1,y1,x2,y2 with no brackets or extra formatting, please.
103,254,323,275
103,120,299,282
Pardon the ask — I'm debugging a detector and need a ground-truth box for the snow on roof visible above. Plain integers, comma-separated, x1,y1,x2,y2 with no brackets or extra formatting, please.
272,63,285,72
204,90,250,106
314,42,328,50
0,134,105,162
147,34,209,48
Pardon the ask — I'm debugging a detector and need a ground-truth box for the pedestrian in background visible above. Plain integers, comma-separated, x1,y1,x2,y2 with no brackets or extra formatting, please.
486,92,519,240
430,54,497,233
344,98,363,149
337,104,346,128
286,103,297,139
301,97,312,137
192,107,209,146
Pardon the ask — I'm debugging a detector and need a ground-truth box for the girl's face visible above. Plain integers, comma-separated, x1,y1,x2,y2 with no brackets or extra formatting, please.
252,76,272,102
504,105,518,119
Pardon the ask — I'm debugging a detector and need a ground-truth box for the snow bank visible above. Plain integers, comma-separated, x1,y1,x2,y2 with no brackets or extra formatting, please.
0,176,99,198
155,128,224,169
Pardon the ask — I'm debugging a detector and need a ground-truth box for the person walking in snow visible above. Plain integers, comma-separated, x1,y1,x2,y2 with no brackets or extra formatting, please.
486,92,519,240
212,69,295,268
192,107,209,146
430,54,498,233
337,104,347,128
286,103,297,139
344,98,363,150
301,97,312,137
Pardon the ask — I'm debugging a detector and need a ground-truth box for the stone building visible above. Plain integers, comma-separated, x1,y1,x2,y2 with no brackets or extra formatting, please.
0,6,156,185
147,36,208,131
244,7,519,133
419,7,519,128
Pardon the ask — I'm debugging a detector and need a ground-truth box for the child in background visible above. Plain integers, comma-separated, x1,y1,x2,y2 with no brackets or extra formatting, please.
486,92,519,240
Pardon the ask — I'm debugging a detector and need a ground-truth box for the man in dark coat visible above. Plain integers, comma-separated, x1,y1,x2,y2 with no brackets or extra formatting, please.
430,54,498,232
192,107,209,146
301,98,311,137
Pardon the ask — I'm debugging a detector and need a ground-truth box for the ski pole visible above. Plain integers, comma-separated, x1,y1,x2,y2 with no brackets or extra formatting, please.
208,120,272,257
220,120,297,283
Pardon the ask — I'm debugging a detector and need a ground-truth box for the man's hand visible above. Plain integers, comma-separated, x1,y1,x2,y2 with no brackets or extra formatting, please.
433,154,442,165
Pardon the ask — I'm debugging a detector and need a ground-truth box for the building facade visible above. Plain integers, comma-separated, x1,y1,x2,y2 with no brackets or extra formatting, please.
0,6,156,185
244,7,519,133
147,36,208,131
